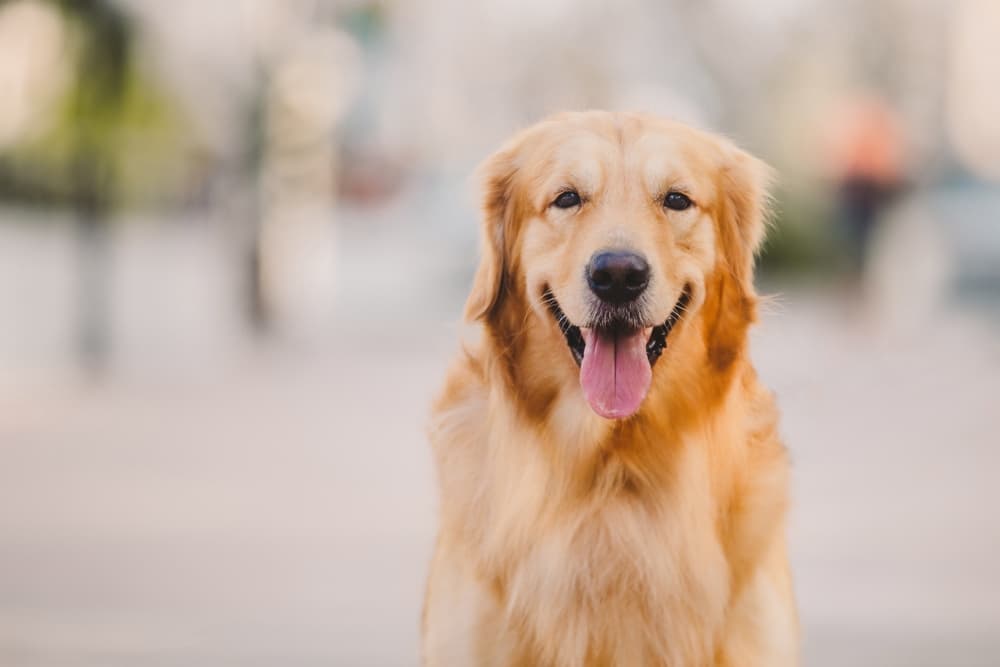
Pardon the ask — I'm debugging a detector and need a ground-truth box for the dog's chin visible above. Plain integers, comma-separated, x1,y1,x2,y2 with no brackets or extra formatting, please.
543,287,691,420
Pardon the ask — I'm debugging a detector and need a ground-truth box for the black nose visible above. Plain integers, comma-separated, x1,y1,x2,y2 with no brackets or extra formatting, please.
587,251,650,304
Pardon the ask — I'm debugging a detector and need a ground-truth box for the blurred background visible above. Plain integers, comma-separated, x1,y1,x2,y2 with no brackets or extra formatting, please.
1,0,998,665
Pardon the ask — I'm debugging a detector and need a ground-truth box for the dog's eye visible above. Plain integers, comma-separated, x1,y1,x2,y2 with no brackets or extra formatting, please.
663,191,693,211
552,191,582,209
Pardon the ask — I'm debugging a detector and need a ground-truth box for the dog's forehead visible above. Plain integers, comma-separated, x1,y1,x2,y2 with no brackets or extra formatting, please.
543,130,617,191
523,122,723,200
626,129,722,199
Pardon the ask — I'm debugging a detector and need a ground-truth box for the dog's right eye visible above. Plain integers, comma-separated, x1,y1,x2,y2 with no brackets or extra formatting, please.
552,191,582,209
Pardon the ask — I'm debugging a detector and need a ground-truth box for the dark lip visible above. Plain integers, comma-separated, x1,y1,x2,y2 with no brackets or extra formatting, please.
542,287,691,366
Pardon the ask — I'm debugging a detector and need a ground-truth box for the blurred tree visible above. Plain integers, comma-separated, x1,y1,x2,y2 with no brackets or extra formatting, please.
0,0,187,372
61,0,129,374
241,63,270,333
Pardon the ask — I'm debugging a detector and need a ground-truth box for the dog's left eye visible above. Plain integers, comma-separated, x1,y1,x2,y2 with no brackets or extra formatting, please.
552,191,582,209
663,191,693,211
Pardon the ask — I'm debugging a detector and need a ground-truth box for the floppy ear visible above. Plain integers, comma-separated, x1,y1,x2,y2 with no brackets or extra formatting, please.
721,147,772,291
464,147,519,322
704,146,773,369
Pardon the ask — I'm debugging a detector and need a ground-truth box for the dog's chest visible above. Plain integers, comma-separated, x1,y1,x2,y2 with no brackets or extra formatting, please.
502,494,730,665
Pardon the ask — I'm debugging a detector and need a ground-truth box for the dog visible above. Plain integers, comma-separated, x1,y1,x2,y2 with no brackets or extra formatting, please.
422,111,796,666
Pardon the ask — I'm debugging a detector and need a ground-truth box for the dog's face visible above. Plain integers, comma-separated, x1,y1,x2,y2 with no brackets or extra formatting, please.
467,112,770,420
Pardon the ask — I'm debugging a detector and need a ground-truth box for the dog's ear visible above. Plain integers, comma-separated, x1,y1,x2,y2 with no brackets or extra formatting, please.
703,145,773,369
720,146,772,292
464,146,519,322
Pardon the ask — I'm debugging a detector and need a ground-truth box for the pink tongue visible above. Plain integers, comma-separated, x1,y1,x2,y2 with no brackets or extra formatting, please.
579,328,652,419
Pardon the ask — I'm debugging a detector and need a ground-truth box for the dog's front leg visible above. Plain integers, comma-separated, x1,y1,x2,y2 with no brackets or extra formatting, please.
714,543,799,667
422,539,526,667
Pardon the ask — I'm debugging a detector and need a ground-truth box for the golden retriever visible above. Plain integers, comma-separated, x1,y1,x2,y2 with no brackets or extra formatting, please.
423,111,796,666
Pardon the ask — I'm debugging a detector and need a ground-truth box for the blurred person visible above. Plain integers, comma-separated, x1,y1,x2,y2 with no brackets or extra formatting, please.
825,94,905,298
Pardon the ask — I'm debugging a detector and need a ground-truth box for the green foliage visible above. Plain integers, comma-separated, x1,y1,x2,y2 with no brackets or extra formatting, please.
758,186,841,277
0,0,191,209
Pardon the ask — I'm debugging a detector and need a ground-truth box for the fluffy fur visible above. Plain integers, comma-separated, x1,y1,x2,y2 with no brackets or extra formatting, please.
423,111,797,666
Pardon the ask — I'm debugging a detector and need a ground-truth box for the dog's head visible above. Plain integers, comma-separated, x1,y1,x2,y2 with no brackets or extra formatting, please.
467,111,771,420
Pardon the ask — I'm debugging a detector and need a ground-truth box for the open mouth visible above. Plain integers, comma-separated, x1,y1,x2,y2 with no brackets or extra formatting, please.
543,287,691,367
543,286,691,419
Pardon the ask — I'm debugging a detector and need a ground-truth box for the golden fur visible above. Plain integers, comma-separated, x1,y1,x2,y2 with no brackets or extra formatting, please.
423,111,797,666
